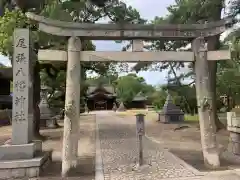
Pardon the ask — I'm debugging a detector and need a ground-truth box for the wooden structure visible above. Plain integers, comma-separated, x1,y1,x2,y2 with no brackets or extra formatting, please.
86,85,116,111
18,12,233,177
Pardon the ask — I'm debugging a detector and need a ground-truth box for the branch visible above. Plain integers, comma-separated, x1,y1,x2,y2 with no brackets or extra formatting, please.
40,44,55,50
83,5,107,22
187,81,195,86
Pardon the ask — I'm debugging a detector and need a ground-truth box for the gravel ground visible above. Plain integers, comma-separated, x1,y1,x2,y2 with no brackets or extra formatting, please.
1,111,240,180
40,114,96,180
0,114,96,180
97,112,201,180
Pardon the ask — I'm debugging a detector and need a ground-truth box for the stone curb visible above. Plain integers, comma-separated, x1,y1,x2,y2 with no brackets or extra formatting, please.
95,115,104,180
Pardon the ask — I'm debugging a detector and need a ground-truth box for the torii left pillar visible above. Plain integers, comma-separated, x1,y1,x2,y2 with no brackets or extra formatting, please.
62,36,81,177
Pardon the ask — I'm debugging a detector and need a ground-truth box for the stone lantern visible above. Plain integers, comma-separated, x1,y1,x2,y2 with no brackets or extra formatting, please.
39,85,58,128
117,102,126,112
84,103,89,113
158,92,184,123
112,102,117,112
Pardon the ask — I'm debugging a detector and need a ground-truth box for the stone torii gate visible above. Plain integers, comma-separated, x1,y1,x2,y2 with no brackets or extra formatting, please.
17,12,232,177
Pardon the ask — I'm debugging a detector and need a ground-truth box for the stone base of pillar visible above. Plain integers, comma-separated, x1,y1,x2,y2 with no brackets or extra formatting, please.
228,131,240,155
40,118,60,129
0,151,51,179
222,150,240,165
0,141,51,179
158,113,184,123
0,143,38,160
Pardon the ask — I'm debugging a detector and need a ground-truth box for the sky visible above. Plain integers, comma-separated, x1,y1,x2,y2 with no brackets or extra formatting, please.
0,0,177,85
93,0,176,85
0,0,236,85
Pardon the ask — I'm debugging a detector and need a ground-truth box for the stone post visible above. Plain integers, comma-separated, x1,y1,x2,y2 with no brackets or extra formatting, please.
62,37,81,177
0,29,51,180
12,28,34,145
84,103,89,113
227,111,240,155
135,113,145,166
193,37,220,168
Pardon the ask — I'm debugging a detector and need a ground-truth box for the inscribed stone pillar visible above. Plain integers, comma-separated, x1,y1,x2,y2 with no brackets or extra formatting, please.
62,36,81,177
12,28,33,145
193,37,220,168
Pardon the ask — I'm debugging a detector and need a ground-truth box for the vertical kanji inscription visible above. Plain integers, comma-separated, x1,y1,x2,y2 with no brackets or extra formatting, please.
12,28,33,145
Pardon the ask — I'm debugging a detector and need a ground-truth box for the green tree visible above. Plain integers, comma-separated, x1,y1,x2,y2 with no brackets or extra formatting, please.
133,0,235,129
115,74,143,103
131,0,236,168
115,74,154,103
150,89,167,110
0,0,144,138
217,34,240,111
86,73,118,86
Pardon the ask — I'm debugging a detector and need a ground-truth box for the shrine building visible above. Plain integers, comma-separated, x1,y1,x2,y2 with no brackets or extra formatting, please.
86,84,117,111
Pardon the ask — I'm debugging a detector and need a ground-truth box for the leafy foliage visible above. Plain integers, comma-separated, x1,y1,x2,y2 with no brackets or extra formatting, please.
0,0,146,110
150,89,167,110
0,9,30,59
115,74,154,103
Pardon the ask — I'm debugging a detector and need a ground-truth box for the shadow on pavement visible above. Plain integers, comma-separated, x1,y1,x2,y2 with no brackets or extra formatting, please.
170,148,240,172
40,155,95,179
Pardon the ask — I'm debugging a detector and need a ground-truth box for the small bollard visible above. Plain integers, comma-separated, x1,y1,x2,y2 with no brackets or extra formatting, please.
135,113,145,166
85,104,89,113
112,103,117,112
158,112,161,122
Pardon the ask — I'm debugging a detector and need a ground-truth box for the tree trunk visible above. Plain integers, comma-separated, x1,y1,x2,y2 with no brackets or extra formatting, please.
169,63,192,113
193,37,220,168
208,36,225,131
0,1,4,16
226,87,231,111
32,61,44,140
205,0,224,131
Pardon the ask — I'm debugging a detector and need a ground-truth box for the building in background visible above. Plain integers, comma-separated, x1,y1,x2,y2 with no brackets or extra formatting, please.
86,85,148,111
86,84,117,111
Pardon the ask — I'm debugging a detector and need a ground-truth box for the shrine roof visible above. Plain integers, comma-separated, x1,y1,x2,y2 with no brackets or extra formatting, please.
87,85,115,95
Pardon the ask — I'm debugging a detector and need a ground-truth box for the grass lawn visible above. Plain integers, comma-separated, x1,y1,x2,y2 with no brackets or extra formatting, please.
116,109,199,122
185,114,199,122
116,109,228,126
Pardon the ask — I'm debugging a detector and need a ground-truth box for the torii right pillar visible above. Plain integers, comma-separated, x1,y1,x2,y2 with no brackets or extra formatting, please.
193,37,220,168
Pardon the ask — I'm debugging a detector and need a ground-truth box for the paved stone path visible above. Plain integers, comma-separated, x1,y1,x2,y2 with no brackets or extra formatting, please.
95,112,240,180
96,112,199,180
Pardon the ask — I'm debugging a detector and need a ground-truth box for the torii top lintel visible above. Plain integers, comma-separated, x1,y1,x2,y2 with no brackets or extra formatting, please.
26,12,232,40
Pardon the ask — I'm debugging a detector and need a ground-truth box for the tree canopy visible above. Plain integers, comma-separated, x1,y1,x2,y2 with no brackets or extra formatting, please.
0,0,145,69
